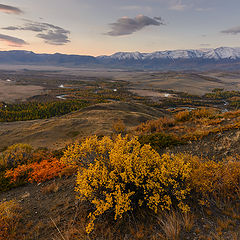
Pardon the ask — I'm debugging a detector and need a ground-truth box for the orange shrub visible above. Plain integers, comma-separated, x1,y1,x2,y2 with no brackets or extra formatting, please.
174,108,218,123
5,159,66,184
31,149,56,162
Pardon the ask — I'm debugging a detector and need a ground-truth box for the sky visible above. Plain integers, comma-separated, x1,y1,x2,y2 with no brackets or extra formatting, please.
0,0,240,56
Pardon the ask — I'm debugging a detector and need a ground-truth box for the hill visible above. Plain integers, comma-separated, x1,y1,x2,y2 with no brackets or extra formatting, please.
1,111,240,239
0,101,167,150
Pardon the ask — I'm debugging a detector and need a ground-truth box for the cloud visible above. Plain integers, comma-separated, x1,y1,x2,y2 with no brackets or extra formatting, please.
2,21,70,45
0,3,22,14
107,15,165,36
0,34,27,47
37,29,70,45
169,0,187,11
221,26,240,35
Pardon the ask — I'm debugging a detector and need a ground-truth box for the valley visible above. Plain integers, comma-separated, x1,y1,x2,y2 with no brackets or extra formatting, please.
0,69,240,150
1,69,240,240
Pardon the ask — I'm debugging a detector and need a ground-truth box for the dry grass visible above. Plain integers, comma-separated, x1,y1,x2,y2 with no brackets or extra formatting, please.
0,200,22,240
135,107,240,143
181,212,195,232
42,182,60,194
158,211,182,240
216,217,236,231
156,211,195,239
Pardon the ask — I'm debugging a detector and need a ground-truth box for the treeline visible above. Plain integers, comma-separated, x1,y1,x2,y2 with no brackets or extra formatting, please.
0,100,89,122
204,89,240,99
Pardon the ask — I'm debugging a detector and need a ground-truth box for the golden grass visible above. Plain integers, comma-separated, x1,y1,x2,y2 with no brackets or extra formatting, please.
158,211,182,240
0,200,22,240
135,107,240,142
42,182,60,194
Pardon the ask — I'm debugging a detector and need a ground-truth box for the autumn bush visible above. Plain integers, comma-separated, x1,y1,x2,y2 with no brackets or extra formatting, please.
61,135,193,233
174,110,191,122
189,157,240,201
136,117,175,134
112,119,127,134
138,132,184,153
0,146,69,192
0,200,21,239
5,158,66,184
175,108,217,122
0,143,33,169
0,171,16,192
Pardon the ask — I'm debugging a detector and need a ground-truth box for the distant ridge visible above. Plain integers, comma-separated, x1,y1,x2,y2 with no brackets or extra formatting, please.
99,47,240,60
1,47,240,70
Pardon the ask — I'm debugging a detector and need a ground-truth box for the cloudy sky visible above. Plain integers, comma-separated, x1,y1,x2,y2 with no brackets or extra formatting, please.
0,0,240,55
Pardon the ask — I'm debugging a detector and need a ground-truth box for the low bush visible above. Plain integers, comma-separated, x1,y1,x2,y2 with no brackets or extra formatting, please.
5,158,66,184
138,132,184,153
136,117,175,134
175,110,191,122
175,108,217,122
192,108,217,119
0,171,16,192
0,143,33,169
112,119,127,134
61,135,193,233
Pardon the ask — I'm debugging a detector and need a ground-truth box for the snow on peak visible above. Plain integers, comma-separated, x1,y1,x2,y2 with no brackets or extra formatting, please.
110,52,143,60
99,47,240,60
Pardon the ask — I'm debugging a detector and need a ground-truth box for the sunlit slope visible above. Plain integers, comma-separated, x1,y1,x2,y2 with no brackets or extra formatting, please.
0,101,166,150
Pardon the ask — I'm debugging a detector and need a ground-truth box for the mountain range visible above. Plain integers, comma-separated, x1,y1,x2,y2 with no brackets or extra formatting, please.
1,47,240,71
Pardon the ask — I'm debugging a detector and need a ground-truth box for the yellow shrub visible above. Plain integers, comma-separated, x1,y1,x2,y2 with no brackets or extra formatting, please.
62,135,192,233
0,200,21,239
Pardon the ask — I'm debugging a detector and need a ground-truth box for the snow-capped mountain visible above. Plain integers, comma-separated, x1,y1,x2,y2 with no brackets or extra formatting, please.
1,47,240,70
98,47,240,61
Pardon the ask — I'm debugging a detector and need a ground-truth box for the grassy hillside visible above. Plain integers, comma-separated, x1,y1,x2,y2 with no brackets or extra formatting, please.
0,102,167,151
0,103,240,239
1,71,240,239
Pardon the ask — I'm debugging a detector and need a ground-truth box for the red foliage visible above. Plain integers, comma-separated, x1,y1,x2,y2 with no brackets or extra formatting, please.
5,158,66,184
